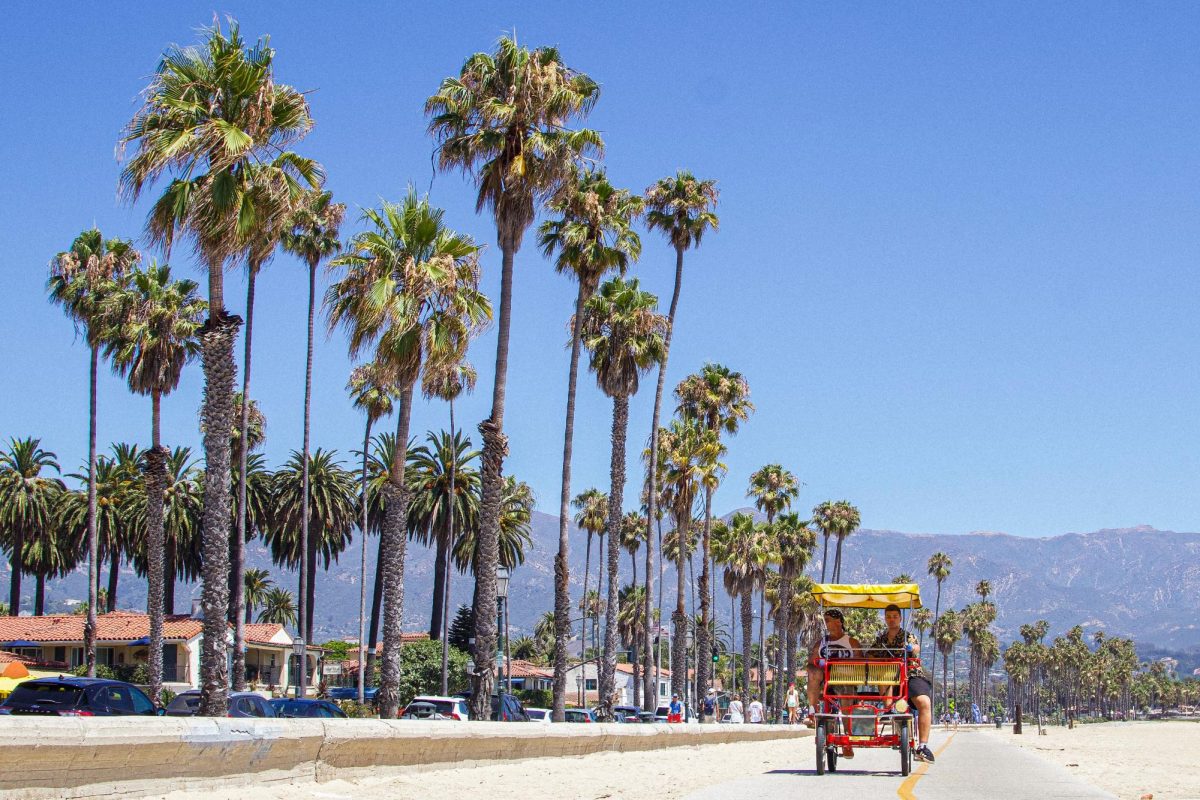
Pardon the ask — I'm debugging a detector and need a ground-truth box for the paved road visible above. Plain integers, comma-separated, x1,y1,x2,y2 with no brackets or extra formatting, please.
684,728,1115,800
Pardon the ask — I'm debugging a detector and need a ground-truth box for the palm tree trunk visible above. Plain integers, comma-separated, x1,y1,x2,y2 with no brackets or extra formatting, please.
655,519,664,704
84,343,100,677
197,297,240,716
833,537,844,582
367,533,384,679
932,580,943,713
696,486,713,706
471,237,515,723
643,245,686,711
671,515,689,703
439,399,456,697
298,261,317,691
357,416,373,705
430,538,448,640
35,574,45,616
741,592,752,697
164,539,176,615
581,534,592,661
552,284,587,721
378,383,416,719
820,534,830,583
599,394,629,722
776,564,791,721
106,549,119,612
306,533,317,646
145,391,168,705
232,264,258,692
758,590,766,702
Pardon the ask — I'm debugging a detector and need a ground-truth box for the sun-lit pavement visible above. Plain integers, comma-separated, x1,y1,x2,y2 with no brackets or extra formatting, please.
685,727,1114,800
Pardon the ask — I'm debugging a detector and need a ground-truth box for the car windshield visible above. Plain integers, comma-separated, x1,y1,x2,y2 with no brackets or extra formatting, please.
6,683,82,707
414,700,461,716
167,694,200,711
273,701,310,716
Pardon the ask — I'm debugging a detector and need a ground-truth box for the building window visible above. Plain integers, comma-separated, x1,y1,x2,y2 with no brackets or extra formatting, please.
585,679,597,691
659,682,667,697
12,647,39,660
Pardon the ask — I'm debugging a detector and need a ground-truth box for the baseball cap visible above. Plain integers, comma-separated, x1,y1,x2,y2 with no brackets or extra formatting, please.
823,608,844,621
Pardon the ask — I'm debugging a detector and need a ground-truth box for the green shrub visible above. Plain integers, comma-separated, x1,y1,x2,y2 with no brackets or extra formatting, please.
337,700,377,718
517,688,551,708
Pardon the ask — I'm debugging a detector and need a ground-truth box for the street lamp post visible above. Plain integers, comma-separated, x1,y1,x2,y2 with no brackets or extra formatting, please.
576,673,584,707
291,636,305,699
496,566,510,694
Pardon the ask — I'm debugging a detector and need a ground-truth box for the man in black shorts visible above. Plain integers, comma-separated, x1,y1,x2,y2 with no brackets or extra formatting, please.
870,604,936,763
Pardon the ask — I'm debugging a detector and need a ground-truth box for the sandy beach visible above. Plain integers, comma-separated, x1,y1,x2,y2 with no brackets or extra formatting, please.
982,720,1200,800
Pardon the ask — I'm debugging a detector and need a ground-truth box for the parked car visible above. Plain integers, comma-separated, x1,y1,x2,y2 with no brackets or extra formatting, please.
166,690,276,718
654,704,698,723
611,705,641,722
269,698,348,718
326,686,379,702
564,708,595,723
454,691,530,721
0,677,161,717
399,695,469,721
524,706,552,723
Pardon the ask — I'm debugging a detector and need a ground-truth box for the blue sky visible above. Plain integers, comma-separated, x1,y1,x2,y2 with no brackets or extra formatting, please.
2,2,1198,537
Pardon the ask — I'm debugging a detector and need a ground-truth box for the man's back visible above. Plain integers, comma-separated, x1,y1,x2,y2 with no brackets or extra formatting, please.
748,700,764,723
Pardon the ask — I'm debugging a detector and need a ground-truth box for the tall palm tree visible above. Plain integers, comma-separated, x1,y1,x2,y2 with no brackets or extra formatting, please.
120,20,317,716
618,512,646,706
347,363,395,703
769,511,814,718
540,168,643,720
830,501,861,582
713,512,765,696
22,520,80,616
263,449,357,641
572,488,607,665
48,228,138,673
658,417,724,702
452,476,535,573
675,363,753,703
104,262,203,701
812,500,861,582
580,277,667,720
0,439,67,615
976,579,992,604
257,587,297,627
640,171,719,708
126,447,204,615
282,187,345,690
427,36,600,721
243,568,273,624
58,450,134,618
747,464,800,712
327,190,489,718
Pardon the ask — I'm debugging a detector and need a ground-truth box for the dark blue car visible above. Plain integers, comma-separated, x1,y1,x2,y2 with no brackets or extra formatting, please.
166,690,277,718
0,677,162,717
326,686,378,702
269,698,348,718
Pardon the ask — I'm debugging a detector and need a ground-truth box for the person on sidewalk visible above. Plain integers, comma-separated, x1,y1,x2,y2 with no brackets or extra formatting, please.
702,688,717,723
747,695,765,724
728,694,745,723
786,683,801,724
668,694,683,723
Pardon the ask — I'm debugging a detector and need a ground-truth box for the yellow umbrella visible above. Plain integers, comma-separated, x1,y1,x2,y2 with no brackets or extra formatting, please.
0,664,61,700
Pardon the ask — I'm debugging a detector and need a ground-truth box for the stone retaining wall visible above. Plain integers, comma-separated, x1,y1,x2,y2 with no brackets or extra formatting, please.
0,719,811,799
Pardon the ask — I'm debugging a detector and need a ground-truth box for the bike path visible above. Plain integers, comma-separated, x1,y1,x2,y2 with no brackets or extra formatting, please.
684,728,1114,800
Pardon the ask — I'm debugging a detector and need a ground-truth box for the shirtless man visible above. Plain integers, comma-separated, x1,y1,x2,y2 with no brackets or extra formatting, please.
869,604,936,763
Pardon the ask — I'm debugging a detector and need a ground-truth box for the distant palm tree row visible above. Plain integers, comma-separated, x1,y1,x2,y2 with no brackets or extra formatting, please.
12,19,875,721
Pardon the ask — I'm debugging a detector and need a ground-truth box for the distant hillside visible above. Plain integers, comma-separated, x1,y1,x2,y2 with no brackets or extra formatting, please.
7,513,1198,656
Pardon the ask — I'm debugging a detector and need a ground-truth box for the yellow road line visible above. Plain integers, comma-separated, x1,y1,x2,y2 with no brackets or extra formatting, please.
896,731,957,800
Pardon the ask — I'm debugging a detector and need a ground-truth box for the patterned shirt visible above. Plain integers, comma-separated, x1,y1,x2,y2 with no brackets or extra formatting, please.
869,629,929,680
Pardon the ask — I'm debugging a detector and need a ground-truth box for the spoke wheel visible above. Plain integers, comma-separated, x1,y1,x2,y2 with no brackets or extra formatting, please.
899,720,911,776
815,722,826,775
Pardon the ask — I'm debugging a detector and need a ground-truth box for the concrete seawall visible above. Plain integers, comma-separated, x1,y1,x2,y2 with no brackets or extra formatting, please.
0,719,812,799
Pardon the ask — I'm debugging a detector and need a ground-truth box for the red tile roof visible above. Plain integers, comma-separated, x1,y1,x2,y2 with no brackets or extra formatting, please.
0,613,203,643
502,659,553,679
0,649,36,665
616,662,670,677
244,623,288,646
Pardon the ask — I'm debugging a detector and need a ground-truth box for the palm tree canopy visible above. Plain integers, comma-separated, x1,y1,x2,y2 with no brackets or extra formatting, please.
120,19,319,280
619,510,645,556
327,190,492,390
657,418,725,525
126,447,205,579
644,171,719,253
425,35,602,249
0,438,66,539
676,363,754,437
579,277,667,400
257,586,297,627
811,500,861,544
712,512,769,597
243,568,274,612
770,512,816,571
347,362,398,425
282,189,345,269
453,476,534,572
747,464,798,521
103,262,205,398
263,449,357,570
927,551,953,582
538,168,643,294
572,488,608,536
48,230,139,345
406,430,481,547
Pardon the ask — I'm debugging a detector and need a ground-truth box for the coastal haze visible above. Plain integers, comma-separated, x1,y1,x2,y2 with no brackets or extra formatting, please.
10,509,1198,653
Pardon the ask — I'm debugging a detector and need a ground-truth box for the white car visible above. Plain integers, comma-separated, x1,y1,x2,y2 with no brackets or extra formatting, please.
525,707,553,723
402,695,470,721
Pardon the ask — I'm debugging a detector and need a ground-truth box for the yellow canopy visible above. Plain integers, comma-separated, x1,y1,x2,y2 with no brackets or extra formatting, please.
0,668,60,699
812,583,922,609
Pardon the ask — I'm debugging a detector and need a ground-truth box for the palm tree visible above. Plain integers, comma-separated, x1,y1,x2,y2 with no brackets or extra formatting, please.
281,187,346,692
243,569,273,624
640,171,719,709
618,583,652,697
48,228,138,673
126,447,204,615
659,417,724,702
619,512,645,593
933,609,962,716
579,277,667,720
675,364,754,703
926,549,952,711
347,363,395,702
104,262,203,701
452,476,535,572
976,579,992,604
407,430,481,640
913,607,934,656
769,511,815,718
120,20,317,716
540,168,644,721
258,587,297,627
427,36,601,721
713,512,767,696
22,521,80,616
812,500,861,582
327,190,489,718
0,439,67,615
263,449,357,641
572,488,607,665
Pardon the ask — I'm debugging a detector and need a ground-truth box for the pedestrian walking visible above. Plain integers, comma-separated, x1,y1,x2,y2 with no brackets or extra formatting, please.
703,688,717,723
786,682,800,724
728,694,745,724
748,695,765,724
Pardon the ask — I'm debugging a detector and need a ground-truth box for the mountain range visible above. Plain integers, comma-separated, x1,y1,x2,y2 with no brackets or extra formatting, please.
6,512,1198,660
